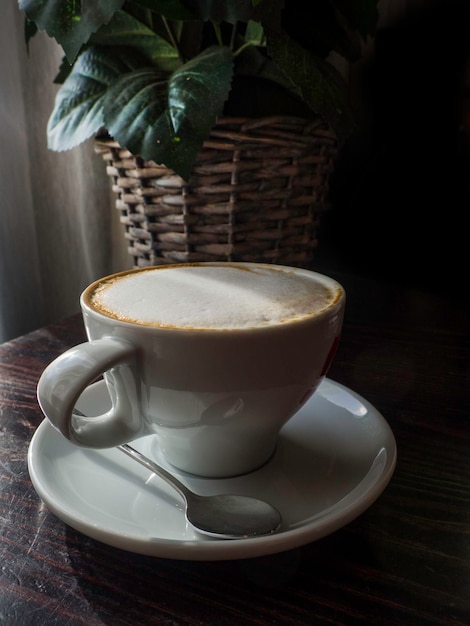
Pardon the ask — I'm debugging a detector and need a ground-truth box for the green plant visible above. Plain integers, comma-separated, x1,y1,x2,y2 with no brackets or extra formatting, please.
19,0,378,181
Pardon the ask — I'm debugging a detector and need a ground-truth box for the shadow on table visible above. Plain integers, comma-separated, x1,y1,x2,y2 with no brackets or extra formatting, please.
65,526,375,625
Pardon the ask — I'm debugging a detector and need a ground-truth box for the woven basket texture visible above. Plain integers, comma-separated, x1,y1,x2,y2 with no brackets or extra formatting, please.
95,116,337,268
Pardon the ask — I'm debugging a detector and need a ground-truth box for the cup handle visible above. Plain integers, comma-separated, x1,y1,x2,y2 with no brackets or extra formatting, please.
37,337,143,448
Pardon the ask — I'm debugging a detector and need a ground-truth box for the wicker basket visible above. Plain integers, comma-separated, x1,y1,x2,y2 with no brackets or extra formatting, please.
95,116,337,268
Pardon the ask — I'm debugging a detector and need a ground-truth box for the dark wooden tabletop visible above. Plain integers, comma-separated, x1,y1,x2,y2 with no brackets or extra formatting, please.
0,269,469,626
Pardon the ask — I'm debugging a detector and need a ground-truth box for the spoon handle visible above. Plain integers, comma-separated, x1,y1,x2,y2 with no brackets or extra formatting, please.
118,443,192,503
72,408,192,503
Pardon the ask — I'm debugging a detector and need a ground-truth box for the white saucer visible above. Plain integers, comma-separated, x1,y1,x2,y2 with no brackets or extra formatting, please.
28,379,396,561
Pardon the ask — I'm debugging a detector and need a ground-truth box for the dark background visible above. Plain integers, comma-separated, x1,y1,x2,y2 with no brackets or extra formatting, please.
314,0,470,297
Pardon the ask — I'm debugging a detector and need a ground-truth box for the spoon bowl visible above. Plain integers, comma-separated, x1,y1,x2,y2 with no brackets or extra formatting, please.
118,443,282,539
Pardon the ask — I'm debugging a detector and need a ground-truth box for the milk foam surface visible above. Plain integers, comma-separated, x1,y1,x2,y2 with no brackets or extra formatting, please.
89,265,336,329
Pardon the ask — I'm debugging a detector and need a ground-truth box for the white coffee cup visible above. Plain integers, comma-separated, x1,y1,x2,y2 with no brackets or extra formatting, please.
37,262,345,477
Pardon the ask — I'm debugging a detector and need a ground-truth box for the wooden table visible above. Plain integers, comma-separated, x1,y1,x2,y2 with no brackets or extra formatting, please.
0,270,468,625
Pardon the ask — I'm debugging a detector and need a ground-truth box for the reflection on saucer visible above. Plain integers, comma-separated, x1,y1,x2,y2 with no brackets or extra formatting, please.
28,379,396,561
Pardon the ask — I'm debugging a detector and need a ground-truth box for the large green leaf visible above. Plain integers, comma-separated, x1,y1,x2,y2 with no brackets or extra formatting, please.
267,30,357,143
103,46,233,180
18,0,125,61
47,46,149,151
91,10,180,71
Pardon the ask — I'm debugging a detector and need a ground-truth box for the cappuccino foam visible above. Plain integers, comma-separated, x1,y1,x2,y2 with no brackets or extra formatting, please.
87,264,338,330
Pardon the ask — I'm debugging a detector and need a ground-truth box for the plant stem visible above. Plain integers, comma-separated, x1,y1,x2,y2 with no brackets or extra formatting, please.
162,16,183,62
233,41,255,58
211,22,223,47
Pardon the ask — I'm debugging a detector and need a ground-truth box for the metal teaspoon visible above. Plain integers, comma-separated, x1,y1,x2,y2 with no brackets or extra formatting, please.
73,410,282,539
